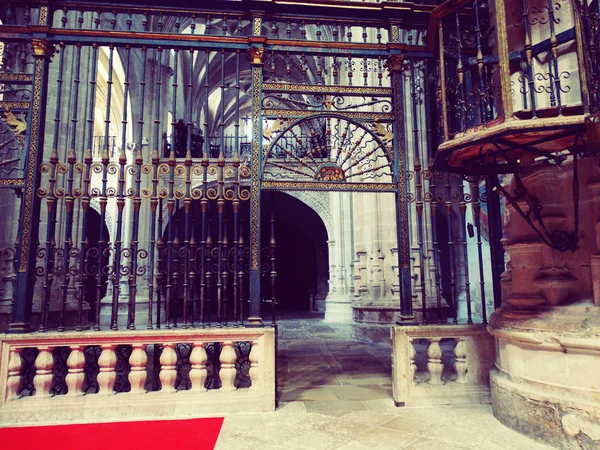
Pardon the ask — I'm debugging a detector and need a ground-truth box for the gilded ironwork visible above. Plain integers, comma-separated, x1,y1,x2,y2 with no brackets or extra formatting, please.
262,82,392,96
0,102,30,110
262,108,393,121
251,65,261,270
0,74,33,83
261,180,396,192
18,57,42,273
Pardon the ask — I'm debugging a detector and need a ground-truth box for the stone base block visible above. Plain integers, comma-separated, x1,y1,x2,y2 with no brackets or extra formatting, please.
0,388,274,426
491,368,600,450
352,322,392,343
324,301,352,323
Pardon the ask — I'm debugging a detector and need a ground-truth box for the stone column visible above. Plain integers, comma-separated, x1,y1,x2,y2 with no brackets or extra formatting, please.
489,158,600,450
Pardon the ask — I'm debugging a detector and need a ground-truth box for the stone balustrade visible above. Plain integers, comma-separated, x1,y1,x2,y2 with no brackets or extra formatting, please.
0,327,275,424
391,325,494,407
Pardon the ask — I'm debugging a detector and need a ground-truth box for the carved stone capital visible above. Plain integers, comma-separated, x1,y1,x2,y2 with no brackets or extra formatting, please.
248,47,265,65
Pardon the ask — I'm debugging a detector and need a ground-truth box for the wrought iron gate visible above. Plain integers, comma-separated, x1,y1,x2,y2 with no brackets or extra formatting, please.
0,1,503,333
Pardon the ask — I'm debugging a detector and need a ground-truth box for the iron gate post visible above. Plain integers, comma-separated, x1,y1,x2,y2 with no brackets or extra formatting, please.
388,53,415,325
248,19,266,327
10,23,53,332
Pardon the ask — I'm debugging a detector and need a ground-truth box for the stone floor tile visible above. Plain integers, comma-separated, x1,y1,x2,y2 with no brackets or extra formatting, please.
355,426,421,449
314,416,374,440
215,315,558,450
328,384,391,401
331,440,379,450
304,400,369,417
378,416,432,436
279,387,339,402
284,430,347,450
402,437,471,450
336,409,397,427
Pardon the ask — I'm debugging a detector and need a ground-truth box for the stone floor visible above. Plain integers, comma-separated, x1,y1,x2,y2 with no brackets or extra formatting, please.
215,313,556,450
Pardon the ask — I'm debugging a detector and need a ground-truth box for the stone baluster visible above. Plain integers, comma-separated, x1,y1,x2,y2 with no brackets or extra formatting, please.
454,338,468,383
65,346,85,396
128,344,148,394
426,338,443,385
248,340,259,390
219,341,237,391
189,342,208,391
409,340,417,384
159,343,178,393
97,344,117,395
33,346,54,398
6,347,22,402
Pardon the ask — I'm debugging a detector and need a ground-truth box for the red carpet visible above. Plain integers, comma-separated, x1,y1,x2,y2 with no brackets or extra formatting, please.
0,417,224,450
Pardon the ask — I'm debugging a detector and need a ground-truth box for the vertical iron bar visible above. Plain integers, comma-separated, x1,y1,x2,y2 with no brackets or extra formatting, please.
232,44,241,326
473,0,488,127
182,53,193,329
217,152,224,327
411,60,428,324
445,173,457,324
132,46,148,329
156,196,164,328
547,0,562,114
205,220,213,324
270,214,277,327
459,180,473,324
172,202,181,328
471,180,487,324
59,40,81,331
430,178,444,324
200,154,208,326
455,12,467,132
248,36,264,326
223,220,229,325
238,224,245,324
40,40,66,332
111,45,131,331
486,176,504,309
389,54,414,324
522,0,538,117
78,38,100,331
438,23,449,142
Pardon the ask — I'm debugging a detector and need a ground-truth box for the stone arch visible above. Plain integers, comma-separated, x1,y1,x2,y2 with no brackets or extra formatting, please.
285,190,332,240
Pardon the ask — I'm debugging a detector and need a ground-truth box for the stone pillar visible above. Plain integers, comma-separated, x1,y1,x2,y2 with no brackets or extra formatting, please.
489,159,600,450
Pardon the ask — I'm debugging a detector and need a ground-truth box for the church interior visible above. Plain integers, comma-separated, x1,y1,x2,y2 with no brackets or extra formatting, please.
0,0,598,448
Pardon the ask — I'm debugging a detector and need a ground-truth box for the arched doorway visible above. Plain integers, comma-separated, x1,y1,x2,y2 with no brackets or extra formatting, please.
264,191,329,313
158,190,329,324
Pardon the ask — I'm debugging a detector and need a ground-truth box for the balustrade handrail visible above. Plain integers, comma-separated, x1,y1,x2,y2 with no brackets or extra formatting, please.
0,326,276,417
0,326,271,346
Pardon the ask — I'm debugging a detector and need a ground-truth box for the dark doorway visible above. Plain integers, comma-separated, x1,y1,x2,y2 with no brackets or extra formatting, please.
159,190,329,322
85,208,110,322
264,191,329,313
